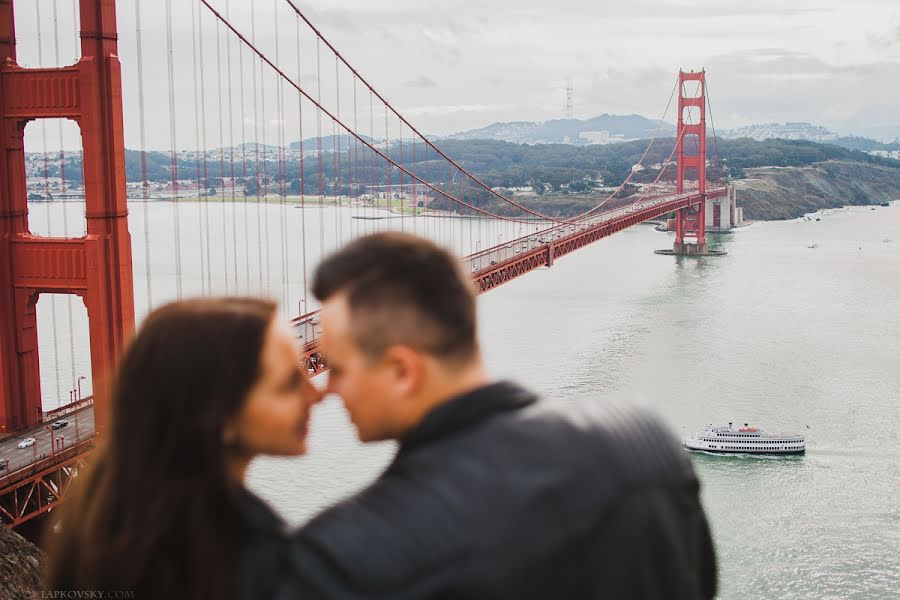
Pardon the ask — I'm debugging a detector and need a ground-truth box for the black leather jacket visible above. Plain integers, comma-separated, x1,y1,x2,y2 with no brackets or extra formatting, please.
236,382,716,599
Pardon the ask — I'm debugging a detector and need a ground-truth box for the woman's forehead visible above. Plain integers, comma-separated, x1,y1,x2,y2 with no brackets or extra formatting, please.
262,322,300,368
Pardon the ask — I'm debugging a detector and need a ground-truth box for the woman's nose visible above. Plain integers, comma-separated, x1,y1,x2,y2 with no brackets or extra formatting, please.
302,377,326,404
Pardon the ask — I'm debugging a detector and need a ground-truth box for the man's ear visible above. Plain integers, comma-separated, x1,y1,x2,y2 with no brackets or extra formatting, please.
383,345,426,397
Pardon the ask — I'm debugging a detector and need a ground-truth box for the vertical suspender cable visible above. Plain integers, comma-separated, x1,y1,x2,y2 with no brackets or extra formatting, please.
239,43,250,291
296,15,308,311
225,0,240,292
369,91,375,233
52,0,77,393
384,105,390,222
134,0,153,309
345,74,352,241
333,55,341,246
165,0,183,298
353,77,359,240
250,0,265,293
215,14,231,294
275,0,289,309
198,2,212,293
316,38,325,256
260,62,272,293
190,0,208,294
258,38,272,295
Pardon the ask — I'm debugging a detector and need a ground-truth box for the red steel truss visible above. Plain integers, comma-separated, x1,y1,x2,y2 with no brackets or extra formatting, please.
0,439,92,527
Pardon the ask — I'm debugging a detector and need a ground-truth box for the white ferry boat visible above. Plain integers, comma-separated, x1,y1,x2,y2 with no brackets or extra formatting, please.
684,422,805,455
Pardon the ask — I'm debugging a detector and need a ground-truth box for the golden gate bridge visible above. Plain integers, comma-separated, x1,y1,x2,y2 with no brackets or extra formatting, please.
0,0,732,529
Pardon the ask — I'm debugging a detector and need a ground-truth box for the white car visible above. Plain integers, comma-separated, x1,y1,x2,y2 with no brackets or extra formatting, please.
17,437,35,449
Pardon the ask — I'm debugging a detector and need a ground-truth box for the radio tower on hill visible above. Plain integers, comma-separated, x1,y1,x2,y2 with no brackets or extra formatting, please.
565,78,574,118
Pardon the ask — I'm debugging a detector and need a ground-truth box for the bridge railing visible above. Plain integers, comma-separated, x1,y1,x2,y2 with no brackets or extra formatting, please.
44,396,94,422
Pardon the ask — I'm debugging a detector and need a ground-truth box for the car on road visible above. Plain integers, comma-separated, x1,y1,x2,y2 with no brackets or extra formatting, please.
17,437,36,449
51,419,69,430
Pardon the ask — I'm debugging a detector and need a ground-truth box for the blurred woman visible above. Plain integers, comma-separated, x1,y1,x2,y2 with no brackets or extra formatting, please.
44,297,322,600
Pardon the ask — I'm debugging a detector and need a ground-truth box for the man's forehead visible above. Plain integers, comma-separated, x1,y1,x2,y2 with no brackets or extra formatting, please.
321,294,351,335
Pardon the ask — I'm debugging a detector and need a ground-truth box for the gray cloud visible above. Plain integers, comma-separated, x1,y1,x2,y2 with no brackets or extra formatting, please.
13,0,900,150
404,75,438,89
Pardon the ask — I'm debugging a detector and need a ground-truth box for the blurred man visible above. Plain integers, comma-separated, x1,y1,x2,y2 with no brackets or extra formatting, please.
288,232,716,599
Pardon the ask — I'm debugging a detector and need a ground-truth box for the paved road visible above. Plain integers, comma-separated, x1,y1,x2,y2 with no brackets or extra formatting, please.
463,195,680,273
0,407,95,477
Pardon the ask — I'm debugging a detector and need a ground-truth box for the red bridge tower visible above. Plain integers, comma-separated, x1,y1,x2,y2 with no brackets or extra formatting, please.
0,0,134,435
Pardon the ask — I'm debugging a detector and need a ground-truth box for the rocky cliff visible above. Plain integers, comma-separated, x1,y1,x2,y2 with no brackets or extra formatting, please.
0,524,44,599
733,160,900,220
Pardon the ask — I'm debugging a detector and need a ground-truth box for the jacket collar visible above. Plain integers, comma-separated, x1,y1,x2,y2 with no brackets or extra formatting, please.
399,381,537,454
237,487,286,536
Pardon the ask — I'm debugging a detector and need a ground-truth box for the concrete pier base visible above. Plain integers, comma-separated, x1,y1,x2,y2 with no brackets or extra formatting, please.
654,243,727,256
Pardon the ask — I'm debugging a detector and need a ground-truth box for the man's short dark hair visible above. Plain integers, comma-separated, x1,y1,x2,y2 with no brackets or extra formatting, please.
312,232,478,363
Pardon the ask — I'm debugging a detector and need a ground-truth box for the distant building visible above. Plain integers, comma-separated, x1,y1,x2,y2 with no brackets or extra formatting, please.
578,130,631,145
867,150,900,161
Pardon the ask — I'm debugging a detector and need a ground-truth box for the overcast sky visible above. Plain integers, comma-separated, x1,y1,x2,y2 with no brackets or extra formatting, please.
15,0,900,151
295,0,900,137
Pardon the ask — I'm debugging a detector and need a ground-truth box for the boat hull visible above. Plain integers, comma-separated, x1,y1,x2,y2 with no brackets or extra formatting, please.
684,444,805,456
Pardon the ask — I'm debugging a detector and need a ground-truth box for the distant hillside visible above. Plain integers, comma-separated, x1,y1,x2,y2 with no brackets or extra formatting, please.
444,114,675,146
721,122,900,153
426,137,894,191
289,133,373,153
420,138,900,221
445,116,900,154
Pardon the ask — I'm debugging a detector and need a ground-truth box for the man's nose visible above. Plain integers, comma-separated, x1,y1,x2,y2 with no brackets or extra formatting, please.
323,376,338,398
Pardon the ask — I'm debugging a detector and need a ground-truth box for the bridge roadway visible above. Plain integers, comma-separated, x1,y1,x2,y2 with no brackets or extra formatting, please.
0,406,94,477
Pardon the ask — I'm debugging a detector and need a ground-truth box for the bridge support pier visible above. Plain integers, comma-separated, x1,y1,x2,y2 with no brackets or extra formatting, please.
671,242,708,255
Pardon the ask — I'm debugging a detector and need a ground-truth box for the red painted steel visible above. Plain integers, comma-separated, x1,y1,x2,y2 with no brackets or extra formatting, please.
674,70,707,249
0,439,92,527
0,0,135,436
475,191,721,292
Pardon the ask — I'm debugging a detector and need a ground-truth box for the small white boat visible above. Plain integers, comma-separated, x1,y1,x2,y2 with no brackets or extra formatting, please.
684,422,805,455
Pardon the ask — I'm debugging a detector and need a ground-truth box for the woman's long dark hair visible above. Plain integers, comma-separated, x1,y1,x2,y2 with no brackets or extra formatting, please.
44,297,278,599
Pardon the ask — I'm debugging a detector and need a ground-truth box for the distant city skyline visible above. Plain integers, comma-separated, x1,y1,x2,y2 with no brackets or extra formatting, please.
12,0,900,151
